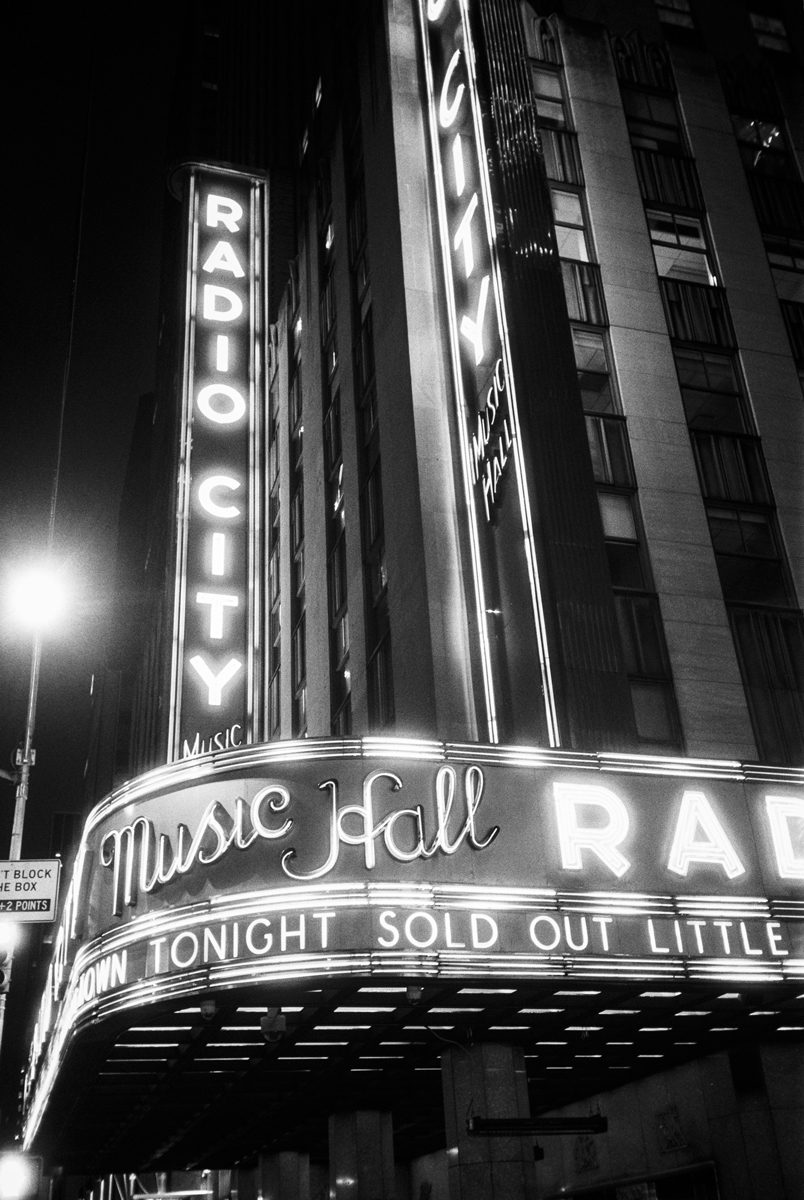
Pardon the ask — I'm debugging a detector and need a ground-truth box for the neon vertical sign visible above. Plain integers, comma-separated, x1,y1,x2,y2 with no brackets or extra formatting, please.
418,0,559,745
169,166,265,761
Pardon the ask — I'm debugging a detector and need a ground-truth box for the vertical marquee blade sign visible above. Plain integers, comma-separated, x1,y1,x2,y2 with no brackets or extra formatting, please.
417,0,560,747
169,165,265,762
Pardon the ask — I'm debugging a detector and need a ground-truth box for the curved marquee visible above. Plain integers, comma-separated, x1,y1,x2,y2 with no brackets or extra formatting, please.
22,737,804,1144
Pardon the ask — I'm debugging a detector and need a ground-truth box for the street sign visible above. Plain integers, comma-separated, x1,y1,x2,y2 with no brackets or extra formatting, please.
0,860,60,922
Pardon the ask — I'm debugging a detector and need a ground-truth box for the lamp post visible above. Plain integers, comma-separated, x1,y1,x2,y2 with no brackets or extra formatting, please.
0,563,68,1062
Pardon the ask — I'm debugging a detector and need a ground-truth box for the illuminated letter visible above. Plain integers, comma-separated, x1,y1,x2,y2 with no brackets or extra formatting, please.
439,50,465,129
216,334,230,372
189,655,242,706
554,782,630,878
196,383,247,425
529,915,561,951
427,0,448,19
195,591,239,639
198,475,241,520
765,795,804,879
667,791,744,880
453,192,479,277
211,531,227,576
452,134,466,196
377,911,400,948
338,770,402,870
202,284,243,323
251,785,293,840
470,913,498,949
459,274,490,365
202,240,245,278
206,193,243,232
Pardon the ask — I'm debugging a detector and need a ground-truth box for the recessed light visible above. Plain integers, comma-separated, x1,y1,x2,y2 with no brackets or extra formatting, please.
335,1006,395,1014
459,988,516,994
429,1007,483,1014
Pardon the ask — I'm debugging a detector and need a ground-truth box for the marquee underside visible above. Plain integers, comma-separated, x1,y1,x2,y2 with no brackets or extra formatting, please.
30,974,804,1174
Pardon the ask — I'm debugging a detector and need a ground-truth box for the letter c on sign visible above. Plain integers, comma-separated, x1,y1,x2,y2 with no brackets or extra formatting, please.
198,475,241,519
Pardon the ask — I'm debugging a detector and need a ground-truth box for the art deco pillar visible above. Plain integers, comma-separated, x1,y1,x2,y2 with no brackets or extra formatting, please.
328,1110,396,1200
441,1043,539,1200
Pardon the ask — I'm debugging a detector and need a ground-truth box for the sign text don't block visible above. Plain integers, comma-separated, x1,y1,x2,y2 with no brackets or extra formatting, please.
0,860,60,921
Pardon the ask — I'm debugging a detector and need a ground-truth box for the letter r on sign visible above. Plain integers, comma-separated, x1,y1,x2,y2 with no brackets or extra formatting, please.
553,782,631,878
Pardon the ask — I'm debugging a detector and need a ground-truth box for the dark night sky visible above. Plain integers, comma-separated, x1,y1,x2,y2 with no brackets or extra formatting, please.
0,12,181,854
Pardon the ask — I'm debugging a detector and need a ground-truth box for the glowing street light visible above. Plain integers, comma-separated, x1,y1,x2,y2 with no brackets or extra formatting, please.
4,561,69,855
0,1152,42,1200
0,560,70,1055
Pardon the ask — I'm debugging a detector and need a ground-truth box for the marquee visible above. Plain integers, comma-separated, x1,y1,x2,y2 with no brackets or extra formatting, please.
21,738,804,1140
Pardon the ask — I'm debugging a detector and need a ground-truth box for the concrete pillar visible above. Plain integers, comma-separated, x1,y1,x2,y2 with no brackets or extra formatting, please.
441,1043,539,1200
258,1152,310,1200
328,1110,396,1200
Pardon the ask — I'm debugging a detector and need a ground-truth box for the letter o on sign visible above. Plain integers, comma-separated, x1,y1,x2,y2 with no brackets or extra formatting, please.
197,383,247,424
405,911,439,949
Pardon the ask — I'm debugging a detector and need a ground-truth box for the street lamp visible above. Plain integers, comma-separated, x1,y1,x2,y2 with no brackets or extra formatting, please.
0,561,69,1055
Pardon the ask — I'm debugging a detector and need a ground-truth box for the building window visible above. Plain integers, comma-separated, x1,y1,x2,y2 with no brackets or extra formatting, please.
660,279,733,345
551,189,590,262
749,12,791,53
673,347,747,430
632,146,701,209
572,329,616,412
616,594,680,745
780,300,804,389
586,416,632,489
368,630,394,730
647,209,716,284
621,88,683,153
731,608,804,762
764,235,804,302
562,261,607,324
531,66,566,127
655,0,695,28
691,432,769,504
526,16,561,64
708,507,791,607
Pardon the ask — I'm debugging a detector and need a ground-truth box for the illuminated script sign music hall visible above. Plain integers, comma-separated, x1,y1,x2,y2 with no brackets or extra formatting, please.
26,740,804,1078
